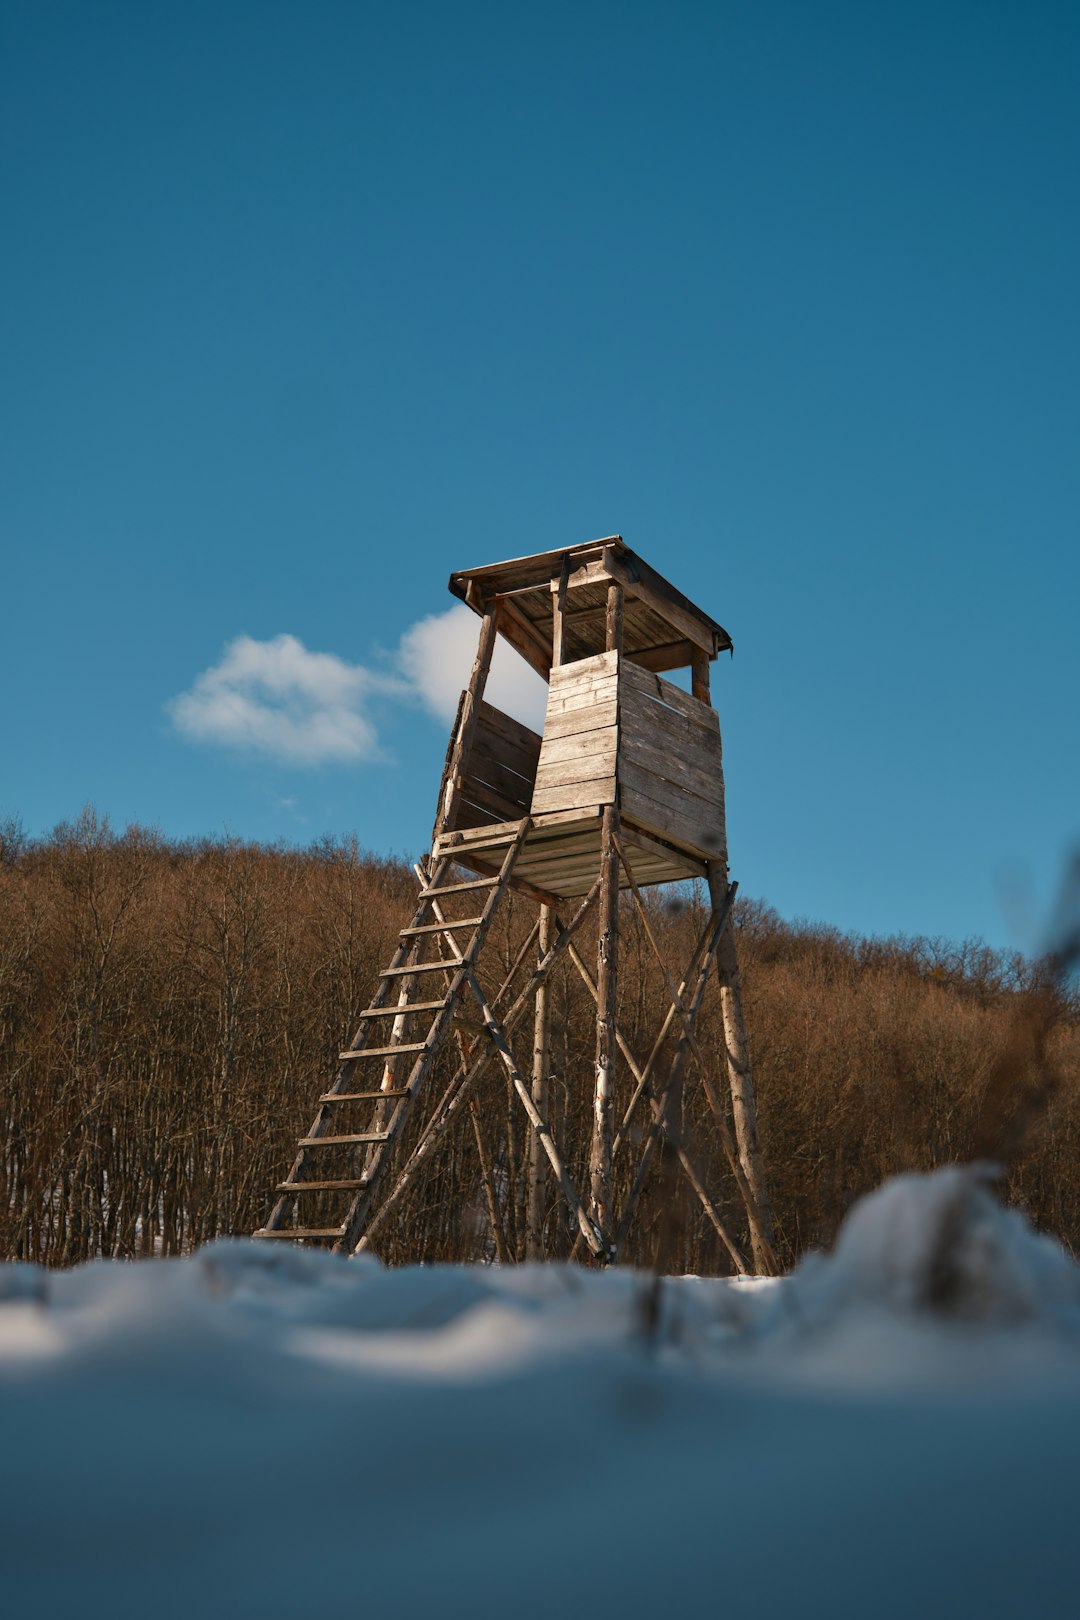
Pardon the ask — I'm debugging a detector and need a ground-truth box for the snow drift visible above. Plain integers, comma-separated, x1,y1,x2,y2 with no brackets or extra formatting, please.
3,1165,1080,1618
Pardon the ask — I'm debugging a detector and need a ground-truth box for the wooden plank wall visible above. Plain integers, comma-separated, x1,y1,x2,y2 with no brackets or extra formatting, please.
531,652,618,817
618,661,728,861
451,700,542,830
446,654,727,865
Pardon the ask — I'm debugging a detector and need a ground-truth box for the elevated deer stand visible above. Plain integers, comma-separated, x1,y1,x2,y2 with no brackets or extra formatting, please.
257,538,776,1272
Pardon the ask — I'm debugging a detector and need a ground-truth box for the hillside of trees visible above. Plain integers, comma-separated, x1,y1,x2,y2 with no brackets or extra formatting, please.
1,810,1077,1270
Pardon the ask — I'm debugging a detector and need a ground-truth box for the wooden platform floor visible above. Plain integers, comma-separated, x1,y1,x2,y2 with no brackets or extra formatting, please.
432,809,706,900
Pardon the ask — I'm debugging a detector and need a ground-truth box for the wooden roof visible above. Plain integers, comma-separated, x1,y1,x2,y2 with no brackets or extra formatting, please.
448,537,732,677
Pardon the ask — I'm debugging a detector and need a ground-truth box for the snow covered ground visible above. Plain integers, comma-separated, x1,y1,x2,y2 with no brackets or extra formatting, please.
4,1165,1080,1618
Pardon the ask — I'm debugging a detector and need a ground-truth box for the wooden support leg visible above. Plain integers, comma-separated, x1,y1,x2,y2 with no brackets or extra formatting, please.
469,1096,509,1264
466,971,604,1258
708,863,777,1271
565,929,751,1274
614,847,777,1272
586,574,625,1258
590,802,620,1254
435,608,497,840
526,904,554,1260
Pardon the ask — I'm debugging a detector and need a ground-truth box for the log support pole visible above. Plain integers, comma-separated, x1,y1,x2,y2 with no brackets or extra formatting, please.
526,904,554,1259
589,579,624,1255
707,862,776,1271
436,605,497,838
691,649,711,705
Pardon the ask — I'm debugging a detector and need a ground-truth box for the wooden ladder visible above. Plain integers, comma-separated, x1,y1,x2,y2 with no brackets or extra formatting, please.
255,821,529,1254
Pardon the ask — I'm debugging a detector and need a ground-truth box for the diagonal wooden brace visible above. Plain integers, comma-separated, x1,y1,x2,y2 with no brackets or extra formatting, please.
352,878,601,1253
564,923,749,1272
465,971,604,1258
613,847,777,1273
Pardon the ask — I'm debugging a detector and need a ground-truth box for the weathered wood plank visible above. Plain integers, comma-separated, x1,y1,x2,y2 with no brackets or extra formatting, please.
620,782,726,860
437,816,525,846
533,749,617,792
531,776,616,815
516,830,604,862
542,701,619,740
518,860,604,888
457,783,527,825
461,743,535,806
532,808,603,832
451,541,614,599
618,821,706,878
619,699,723,767
618,732,724,806
467,739,537,793
460,765,530,810
621,756,720,816
520,848,605,882
544,679,619,716
534,729,615,764
451,801,495,830
620,791,702,853
435,809,599,862
550,648,619,684
620,658,719,729
476,700,543,762
625,640,697,674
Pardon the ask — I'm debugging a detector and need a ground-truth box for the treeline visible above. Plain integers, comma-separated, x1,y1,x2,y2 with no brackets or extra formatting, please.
1,810,1077,1270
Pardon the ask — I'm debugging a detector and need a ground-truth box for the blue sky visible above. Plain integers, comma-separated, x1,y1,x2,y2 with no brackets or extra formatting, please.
2,0,1077,953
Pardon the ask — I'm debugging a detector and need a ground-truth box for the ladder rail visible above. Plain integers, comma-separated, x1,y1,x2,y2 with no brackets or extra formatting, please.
260,855,453,1232
257,825,529,1244
333,822,529,1253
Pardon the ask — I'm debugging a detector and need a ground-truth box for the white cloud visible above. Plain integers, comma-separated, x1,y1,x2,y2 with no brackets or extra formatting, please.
168,609,549,768
167,634,403,765
398,603,548,730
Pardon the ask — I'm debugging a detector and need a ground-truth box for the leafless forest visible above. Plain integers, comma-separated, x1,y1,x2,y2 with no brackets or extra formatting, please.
2,809,1077,1270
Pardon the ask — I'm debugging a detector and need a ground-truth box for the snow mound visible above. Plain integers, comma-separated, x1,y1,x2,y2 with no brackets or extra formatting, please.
789,1162,1080,1329
3,1168,1080,1619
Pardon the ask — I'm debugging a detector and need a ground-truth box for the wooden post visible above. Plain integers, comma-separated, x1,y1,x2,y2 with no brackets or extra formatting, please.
526,904,553,1259
691,649,711,705
589,579,624,1254
436,606,497,836
707,862,776,1271
525,556,569,1259
469,1097,510,1264
551,554,570,669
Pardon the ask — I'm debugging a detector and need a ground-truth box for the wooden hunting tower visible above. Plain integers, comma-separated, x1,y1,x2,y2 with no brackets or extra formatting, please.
257,537,775,1272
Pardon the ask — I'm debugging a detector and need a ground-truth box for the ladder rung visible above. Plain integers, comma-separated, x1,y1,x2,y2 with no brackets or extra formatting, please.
361,1000,447,1018
319,1089,408,1103
299,1132,392,1147
256,1228,345,1239
402,916,485,937
421,877,499,897
383,961,459,976
338,1042,427,1061
277,1179,367,1192
441,831,518,852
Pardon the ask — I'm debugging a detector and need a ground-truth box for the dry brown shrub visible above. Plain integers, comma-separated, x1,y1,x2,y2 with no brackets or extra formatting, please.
2,816,1077,1270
